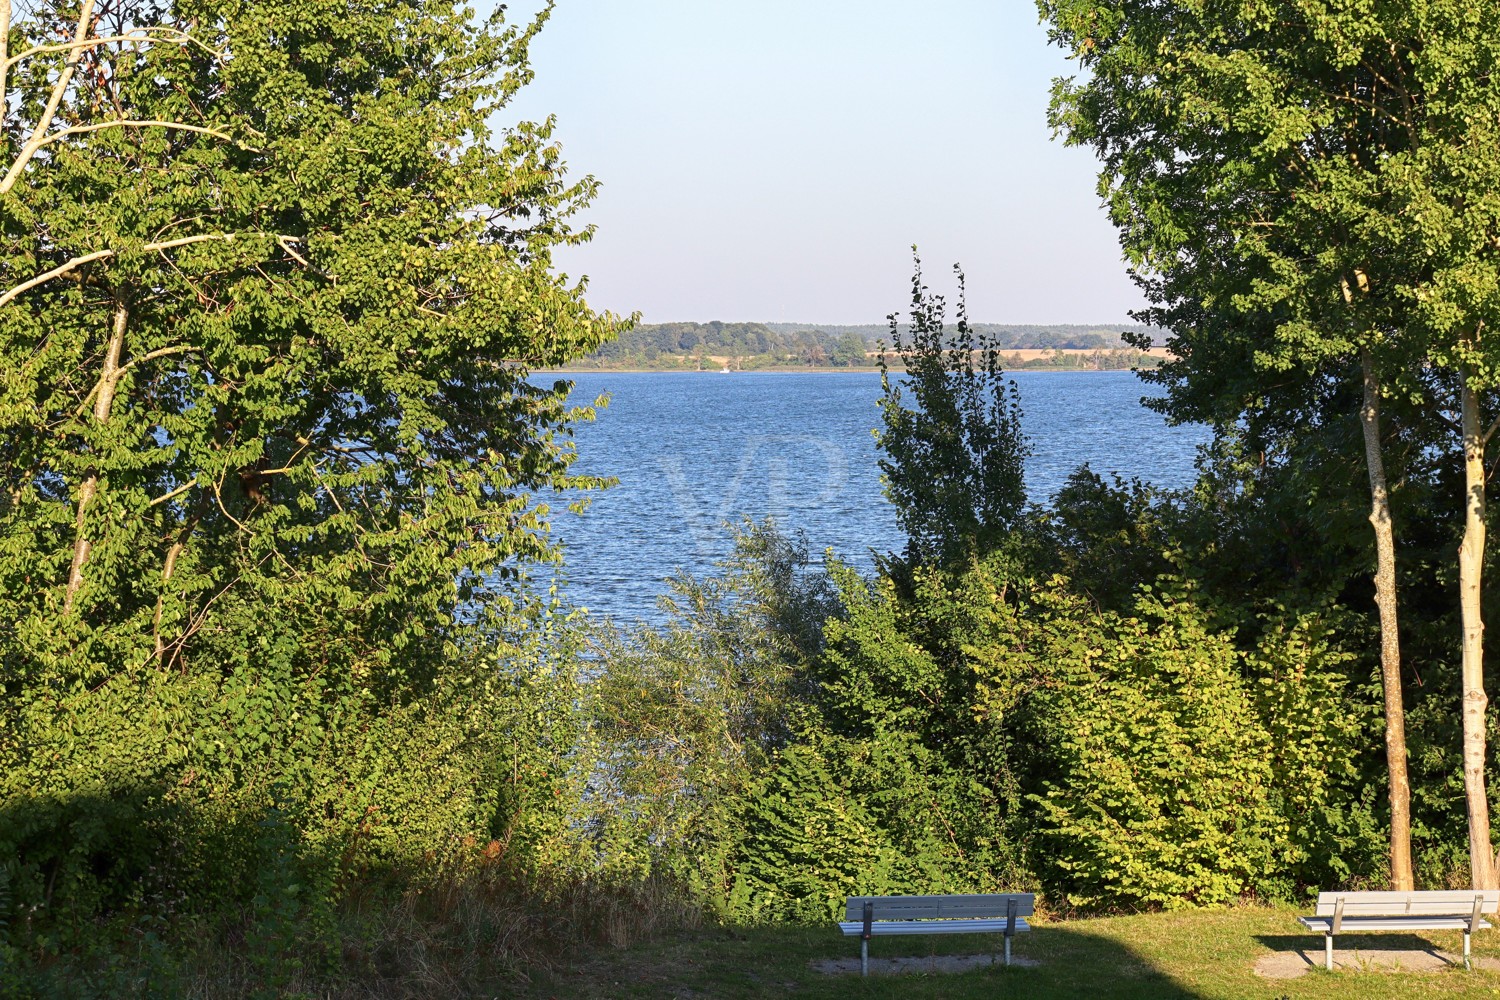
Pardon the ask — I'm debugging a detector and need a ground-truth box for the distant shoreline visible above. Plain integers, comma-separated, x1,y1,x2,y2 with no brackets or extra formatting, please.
540,365,1161,375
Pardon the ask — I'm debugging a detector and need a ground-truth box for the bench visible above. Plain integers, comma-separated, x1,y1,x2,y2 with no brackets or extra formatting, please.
1298,890,1500,969
838,893,1034,975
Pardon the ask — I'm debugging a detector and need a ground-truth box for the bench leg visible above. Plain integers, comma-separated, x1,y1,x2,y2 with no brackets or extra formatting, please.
1325,932,1333,971
861,937,868,977
1465,930,1472,970
1004,934,1012,967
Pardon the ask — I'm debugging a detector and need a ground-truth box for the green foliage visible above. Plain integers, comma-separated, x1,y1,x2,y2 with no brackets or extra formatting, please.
737,556,1036,915
1,0,622,684
1026,591,1282,910
729,730,1013,924
580,524,1029,923
877,254,1028,568
0,0,619,966
1246,613,1385,894
1026,466,1179,613
579,522,835,896
0,593,590,949
1037,0,1500,888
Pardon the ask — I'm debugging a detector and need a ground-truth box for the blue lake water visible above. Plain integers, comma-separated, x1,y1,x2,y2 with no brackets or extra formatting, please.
550,370,1208,622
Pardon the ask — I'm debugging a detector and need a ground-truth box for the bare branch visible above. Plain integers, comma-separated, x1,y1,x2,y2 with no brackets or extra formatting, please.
1,232,303,307
276,234,309,267
4,27,214,69
115,343,197,376
1483,414,1500,447
2,0,98,197
27,118,242,150
149,478,199,507
2,249,115,308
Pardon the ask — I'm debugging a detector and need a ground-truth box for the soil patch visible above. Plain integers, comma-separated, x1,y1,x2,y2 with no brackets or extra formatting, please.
1255,947,1500,979
811,953,1040,976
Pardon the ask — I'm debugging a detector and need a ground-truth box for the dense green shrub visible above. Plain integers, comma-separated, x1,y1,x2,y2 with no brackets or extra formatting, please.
0,598,591,959
1025,592,1283,909
729,728,1022,923
1245,613,1385,895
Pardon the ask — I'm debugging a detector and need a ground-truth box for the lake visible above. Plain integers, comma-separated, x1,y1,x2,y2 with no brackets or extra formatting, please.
551,370,1208,622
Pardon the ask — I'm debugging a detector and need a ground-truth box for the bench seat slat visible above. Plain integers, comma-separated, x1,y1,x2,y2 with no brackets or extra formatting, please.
1300,916,1492,932
839,918,1031,937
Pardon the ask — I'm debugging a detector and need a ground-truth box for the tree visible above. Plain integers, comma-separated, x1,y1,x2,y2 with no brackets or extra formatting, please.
830,332,867,367
1039,0,1500,890
1,0,619,683
876,253,1028,569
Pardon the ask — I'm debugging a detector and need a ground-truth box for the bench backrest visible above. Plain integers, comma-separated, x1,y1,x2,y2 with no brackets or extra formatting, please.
845,893,1035,922
1313,890,1500,917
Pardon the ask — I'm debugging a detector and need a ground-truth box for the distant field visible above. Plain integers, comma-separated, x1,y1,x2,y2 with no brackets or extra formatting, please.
549,347,1173,373
1002,347,1173,364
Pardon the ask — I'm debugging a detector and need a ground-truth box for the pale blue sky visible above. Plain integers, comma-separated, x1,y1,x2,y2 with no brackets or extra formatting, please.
500,1,1146,326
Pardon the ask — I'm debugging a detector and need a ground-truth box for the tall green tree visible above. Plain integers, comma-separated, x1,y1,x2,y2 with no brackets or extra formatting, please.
1041,0,1500,889
877,253,1028,569
1,0,620,683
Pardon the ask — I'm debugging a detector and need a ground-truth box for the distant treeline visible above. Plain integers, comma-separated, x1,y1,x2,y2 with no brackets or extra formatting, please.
763,322,1167,350
582,321,1167,369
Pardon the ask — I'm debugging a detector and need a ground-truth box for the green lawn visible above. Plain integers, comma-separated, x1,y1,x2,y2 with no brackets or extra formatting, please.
517,905,1500,999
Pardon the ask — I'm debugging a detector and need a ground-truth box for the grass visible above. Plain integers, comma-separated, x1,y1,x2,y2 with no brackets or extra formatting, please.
513,905,1500,1000
25,892,1500,997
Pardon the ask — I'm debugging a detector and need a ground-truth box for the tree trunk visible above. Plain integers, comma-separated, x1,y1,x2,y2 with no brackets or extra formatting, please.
1460,374,1496,890
63,299,127,614
1360,349,1415,890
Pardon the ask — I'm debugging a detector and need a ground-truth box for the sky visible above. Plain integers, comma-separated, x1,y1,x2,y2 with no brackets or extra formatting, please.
498,1,1148,326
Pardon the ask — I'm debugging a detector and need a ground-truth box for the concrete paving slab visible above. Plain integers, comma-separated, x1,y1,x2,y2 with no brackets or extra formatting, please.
1255,947,1500,979
811,953,1040,975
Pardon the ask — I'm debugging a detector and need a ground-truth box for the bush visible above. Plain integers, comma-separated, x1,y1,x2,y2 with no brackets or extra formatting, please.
1026,592,1282,909
0,597,591,963
728,729,1020,923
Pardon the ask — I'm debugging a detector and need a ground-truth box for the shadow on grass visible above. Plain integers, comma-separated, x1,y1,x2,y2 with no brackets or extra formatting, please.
1003,924,1207,1000
582,922,1214,1000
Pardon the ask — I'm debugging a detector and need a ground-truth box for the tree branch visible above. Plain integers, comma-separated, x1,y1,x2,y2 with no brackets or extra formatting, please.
115,343,197,376
1,232,302,307
3,27,211,69
149,478,199,507
2,0,98,197
26,117,242,150
1,0,11,126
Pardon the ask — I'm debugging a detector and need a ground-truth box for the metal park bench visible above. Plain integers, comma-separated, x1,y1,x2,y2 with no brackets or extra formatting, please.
1298,890,1500,970
838,893,1034,975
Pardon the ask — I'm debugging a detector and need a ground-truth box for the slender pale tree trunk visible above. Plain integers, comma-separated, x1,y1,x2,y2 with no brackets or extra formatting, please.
0,0,12,127
1360,349,1415,890
63,299,127,614
1460,372,1496,890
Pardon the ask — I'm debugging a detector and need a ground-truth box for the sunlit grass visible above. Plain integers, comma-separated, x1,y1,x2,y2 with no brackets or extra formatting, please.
31,895,1500,997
